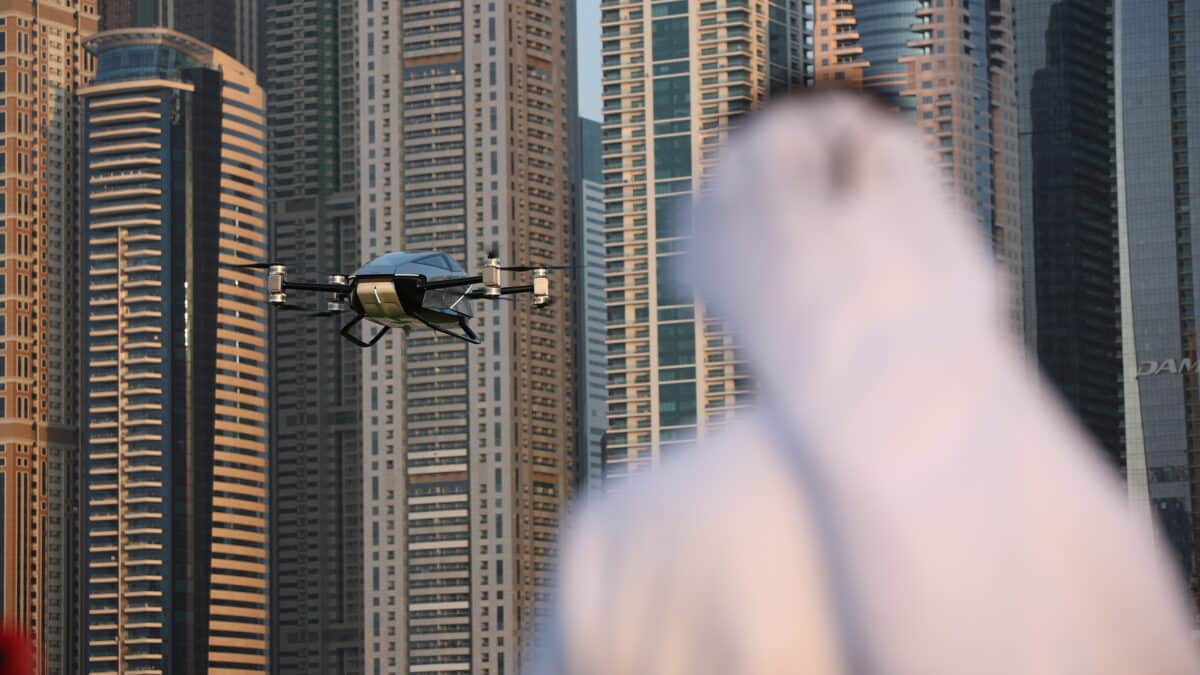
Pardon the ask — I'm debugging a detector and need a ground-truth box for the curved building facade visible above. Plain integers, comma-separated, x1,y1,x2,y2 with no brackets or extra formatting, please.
79,28,269,673
1117,0,1200,606
815,0,1022,335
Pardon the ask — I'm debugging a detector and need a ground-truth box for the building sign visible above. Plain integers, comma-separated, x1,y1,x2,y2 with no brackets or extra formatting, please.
1138,359,1199,376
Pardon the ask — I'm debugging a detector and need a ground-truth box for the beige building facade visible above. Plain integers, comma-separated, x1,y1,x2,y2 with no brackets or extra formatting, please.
80,28,269,673
0,1,96,673
599,0,810,481
357,0,577,671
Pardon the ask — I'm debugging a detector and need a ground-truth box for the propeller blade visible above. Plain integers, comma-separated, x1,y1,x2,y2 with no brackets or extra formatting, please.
233,260,318,271
487,243,500,260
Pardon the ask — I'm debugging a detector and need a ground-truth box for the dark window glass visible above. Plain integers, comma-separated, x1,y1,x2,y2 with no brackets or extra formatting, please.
659,381,697,426
655,194,690,238
652,0,691,15
656,255,691,307
652,1,688,16
653,76,690,120
659,366,694,381
652,61,689,76
657,321,695,366
654,135,691,180
652,17,689,61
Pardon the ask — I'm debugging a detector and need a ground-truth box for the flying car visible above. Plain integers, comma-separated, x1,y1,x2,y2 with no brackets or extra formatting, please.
240,247,568,346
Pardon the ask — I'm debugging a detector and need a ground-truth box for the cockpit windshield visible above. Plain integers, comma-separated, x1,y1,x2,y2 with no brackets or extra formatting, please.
354,252,464,276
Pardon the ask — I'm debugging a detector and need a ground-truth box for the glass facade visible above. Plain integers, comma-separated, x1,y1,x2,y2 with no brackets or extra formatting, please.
814,0,1023,334
264,0,363,670
90,43,200,83
1018,1,1122,464
359,0,578,666
577,119,608,497
80,29,269,673
601,0,811,482
855,0,919,104
1117,0,1200,605
100,0,258,73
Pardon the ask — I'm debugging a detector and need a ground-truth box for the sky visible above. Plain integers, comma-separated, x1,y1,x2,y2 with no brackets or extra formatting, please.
577,0,601,120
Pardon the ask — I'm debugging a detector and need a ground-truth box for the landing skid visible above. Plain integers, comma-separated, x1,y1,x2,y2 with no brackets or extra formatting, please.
340,314,390,348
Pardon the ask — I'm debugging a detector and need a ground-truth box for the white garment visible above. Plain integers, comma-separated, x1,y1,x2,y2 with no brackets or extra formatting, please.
533,94,1200,675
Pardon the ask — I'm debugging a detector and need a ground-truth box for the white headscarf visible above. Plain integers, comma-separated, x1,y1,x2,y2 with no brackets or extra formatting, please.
534,93,1200,675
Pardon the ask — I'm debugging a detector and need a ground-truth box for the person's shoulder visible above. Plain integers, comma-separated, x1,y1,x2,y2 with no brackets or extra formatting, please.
598,414,771,496
551,414,845,675
568,413,795,549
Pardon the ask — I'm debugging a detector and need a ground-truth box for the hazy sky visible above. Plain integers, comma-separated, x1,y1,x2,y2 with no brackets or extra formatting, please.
577,0,601,120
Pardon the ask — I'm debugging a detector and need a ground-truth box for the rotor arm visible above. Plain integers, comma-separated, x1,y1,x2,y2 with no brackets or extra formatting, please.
466,284,532,298
282,280,352,294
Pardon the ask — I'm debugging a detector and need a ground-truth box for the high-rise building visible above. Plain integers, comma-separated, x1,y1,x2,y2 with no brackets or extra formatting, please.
1017,0,1122,463
97,0,163,30
98,0,259,74
174,0,258,74
79,28,269,673
357,0,578,670
1116,0,1200,605
0,2,96,674
599,0,811,482
263,0,363,671
575,118,606,497
813,0,1022,334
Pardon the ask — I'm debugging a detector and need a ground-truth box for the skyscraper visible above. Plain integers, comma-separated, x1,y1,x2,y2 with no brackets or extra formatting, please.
1017,1,1122,463
98,0,259,74
358,0,578,670
0,3,96,674
575,118,606,496
1116,0,1200,605
599,0,811,482
813,0,1022,334
263,0,363,671
79,28,269,672
97,0,161,30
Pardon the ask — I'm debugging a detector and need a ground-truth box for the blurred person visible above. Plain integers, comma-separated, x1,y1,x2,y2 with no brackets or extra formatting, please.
0,625,33,675
531,92,1200,674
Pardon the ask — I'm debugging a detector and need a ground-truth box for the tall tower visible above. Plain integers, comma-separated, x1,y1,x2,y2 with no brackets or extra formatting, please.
1116,0,1200,607
0,2,97,674
1018,1,1121,464
813,0,1023,335
357,0,578,670
97,0,165,30
599,0,811,483
575,118,606,497
263,0,363,671
79,28,269,673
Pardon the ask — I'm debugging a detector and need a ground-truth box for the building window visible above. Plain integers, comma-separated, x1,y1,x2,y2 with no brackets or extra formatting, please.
652,17,689,61
657,321,695,365
653,76,690,120
653,135,691,180
659,381,697,427
654,194,690,238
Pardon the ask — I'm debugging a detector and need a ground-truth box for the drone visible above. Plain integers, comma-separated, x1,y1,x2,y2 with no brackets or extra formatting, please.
240,247,568,346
